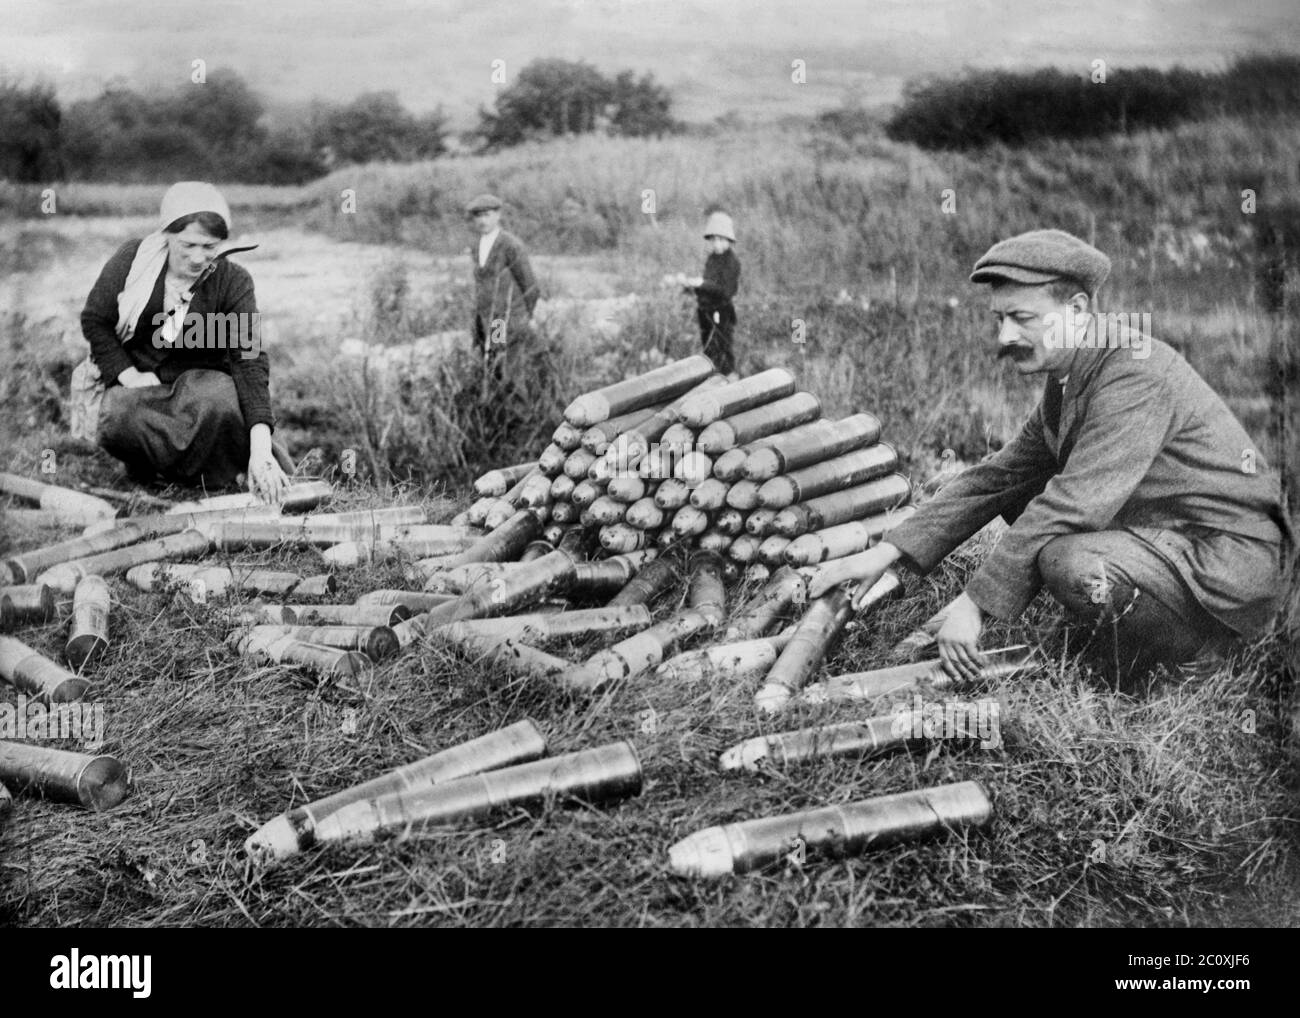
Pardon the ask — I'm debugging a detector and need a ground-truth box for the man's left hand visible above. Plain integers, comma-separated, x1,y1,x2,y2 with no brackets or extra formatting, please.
935,592,986,681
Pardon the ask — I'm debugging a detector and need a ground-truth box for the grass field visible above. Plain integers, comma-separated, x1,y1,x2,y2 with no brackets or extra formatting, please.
0,115,1297,927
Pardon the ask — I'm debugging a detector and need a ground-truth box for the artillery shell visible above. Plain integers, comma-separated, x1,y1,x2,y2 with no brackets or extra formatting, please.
557,526,589,556
624,498,664,531
0,583,56,622
782,507,916,566
720,714,929,772
354,589,456,612
550,474,577,501
441,606,653,645
724,565,804,641
466,496,503,527
672,505,710,537
587,496,629,526
607,554,680,607
677,368,797,428
3,518,188,583
288,603,413,627
125,562,233,597
754,585,854,713
551,421,584,451
245,719,548,865
757,535,791,566
580,402,666,455
483,500,518,530
277,624,400,660
697,529,733,554
689,552,727,626
598,522,650,553
715,508,745,536
0,473,115,526
771,475,914,537
614,375,726,465
538,443,568,477
37,529,210,594
757,445,901,509
802,646,1036,704
0,635,89,702
65,575,110,668
656,632,793,684
520,540,553,563
570,480,605,508
725,480,762,510
550,501,578,524
293,577,338,600
228,627,370,677
689,478,730,510
312,742,643,845
0,740,131,811
742,414,883,481
561,610,713,693
695,391,822,454
587,455,617,483
727,534,762,564
654,478,692,510
563,448,598,480
571,551,657,598
675,450,713,487
474,461,539,496
563,355,714,426
711,448,750,482
607,474,646,503
668,781,991,877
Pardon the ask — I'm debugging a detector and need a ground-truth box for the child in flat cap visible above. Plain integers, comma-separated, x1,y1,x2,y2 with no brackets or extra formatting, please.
465,193,539,354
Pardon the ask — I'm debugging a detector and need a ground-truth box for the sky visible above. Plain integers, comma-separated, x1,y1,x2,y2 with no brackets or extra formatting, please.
1,0,1297,125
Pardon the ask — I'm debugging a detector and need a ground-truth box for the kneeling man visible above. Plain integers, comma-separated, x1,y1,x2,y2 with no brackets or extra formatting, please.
810,229,1291,681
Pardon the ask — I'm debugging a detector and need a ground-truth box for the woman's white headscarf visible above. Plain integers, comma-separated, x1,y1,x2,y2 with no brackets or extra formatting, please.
114,181,238,344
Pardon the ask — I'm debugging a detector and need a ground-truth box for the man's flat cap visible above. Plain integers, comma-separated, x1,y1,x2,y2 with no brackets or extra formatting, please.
970,228,1111,296
466,193,503,214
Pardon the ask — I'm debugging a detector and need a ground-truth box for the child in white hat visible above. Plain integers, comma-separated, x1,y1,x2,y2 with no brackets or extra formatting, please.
668,209,741,376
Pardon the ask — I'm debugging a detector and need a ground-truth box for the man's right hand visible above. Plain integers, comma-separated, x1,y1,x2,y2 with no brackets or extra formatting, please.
118,367,162,388
806,541,904,608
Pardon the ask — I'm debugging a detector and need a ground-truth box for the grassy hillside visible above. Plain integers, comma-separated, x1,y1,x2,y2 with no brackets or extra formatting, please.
287,115,1298,488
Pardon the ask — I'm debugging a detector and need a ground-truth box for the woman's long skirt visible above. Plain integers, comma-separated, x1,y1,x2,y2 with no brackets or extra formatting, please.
97,368,277,489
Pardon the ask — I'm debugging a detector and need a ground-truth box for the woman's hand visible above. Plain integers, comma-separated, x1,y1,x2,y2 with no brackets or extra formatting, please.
118,366,162,388
247,424,288,504
806,541,902,605
935,592,986,681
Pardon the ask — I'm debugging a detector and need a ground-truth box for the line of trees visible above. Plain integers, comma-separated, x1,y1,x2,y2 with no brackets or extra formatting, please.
0,59,679,184
0,69,448,184
885,54,1300,150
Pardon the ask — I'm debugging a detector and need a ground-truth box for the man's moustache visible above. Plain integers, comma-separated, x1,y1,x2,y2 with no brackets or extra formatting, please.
998,344,1033,361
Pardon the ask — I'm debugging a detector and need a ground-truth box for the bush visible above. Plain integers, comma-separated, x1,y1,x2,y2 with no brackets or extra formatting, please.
0,77,62,181
478,59,678,149
884,56,1300,150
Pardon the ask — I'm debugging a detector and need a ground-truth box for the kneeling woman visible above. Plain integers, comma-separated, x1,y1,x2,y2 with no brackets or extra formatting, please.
80,181,291,502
